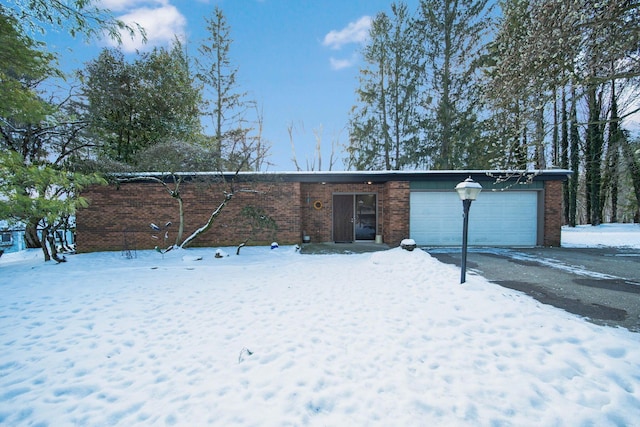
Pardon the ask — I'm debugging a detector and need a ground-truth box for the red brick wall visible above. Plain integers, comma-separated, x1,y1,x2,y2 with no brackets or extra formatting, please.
383,181,410,246
76,180,300,253
543,180,563,246
76,177,563,252
299,182,386,243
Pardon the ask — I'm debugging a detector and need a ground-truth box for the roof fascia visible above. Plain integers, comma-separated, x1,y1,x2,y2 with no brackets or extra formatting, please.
109,170,572,184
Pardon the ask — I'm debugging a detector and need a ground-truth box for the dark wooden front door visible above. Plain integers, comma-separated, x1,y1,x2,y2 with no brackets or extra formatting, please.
333,195,354,242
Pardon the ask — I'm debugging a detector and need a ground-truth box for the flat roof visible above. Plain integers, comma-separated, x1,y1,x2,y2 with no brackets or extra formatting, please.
113,169,572,184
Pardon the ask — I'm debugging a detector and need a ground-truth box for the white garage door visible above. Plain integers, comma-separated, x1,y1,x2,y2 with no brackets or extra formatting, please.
410,191,539,246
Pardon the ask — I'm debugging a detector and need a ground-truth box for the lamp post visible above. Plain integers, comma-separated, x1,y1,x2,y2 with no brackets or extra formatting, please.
455,177,482,284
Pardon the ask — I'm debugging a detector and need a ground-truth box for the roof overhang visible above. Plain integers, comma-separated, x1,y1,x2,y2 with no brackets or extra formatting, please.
111,169,572,184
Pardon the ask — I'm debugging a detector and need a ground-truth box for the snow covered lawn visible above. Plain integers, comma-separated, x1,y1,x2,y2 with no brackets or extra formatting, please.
562,223,640,248
1,226,639,426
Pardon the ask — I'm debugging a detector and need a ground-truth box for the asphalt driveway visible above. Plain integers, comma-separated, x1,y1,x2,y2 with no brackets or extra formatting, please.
427,247,640,333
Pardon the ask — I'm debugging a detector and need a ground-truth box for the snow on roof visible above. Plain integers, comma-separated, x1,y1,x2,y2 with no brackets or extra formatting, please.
112,169,572,183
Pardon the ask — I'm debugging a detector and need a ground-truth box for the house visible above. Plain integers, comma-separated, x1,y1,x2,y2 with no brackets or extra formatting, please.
75,170,571,253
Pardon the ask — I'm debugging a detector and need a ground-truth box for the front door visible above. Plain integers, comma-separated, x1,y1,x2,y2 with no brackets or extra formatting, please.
333,194,377,243
333,195,354,242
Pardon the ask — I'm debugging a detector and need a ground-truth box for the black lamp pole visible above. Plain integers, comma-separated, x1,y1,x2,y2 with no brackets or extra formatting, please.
460,198,472,284
455,177,481,284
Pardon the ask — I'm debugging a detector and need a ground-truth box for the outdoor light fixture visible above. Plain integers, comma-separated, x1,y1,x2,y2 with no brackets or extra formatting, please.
455,177,482,284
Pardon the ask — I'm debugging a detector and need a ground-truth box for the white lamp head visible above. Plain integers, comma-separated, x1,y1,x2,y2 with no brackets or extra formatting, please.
455,177,482,201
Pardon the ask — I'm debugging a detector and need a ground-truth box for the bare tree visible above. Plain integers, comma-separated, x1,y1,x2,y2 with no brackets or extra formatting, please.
289,122,339,171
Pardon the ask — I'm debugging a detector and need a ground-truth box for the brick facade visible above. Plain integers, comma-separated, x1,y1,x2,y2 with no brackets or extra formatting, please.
299,182,387,243
76,180,301,253
383,181,410,245
543,180,564,246
76,172,568,253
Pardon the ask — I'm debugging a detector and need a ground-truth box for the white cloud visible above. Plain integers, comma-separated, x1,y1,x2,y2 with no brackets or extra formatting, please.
329,55,357,70
104,3,187,53
322,16,372,50
98,0,169,13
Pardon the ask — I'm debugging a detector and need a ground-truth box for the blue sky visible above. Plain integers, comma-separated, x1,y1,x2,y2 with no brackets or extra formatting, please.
40,0,420,170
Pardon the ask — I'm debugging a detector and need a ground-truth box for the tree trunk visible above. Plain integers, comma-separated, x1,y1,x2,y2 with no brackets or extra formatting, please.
585,84,603,226
24,221,41,248
568,87,580,227
176,196,185,246
561,88,569,224
39,226,51,262
180,192,234,249
602,79,621,223
534,93,546,169
514,102,527,168
380,59,391,171
44,228,66,263
552,86,559,167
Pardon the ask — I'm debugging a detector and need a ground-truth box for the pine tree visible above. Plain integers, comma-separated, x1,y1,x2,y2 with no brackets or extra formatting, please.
418,0,492,169
82,43,202,165
197,6,249,167
348,2,424,170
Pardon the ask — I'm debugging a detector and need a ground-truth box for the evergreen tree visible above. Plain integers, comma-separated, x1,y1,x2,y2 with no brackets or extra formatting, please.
348,2,424,170
0,151,106,261
81,42,202,165
418,0,492,169
0,12,57,125
195,6,269,171
197,6,250,168
0,10,98,254
482,0,535,169
0,1,140,258
1,0,141,43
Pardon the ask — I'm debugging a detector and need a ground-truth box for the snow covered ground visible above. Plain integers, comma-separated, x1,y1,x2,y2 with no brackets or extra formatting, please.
562,223,640,249
1,225,639,426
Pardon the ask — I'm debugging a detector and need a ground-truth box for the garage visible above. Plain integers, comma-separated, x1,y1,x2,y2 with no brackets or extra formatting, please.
410,190,540,246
